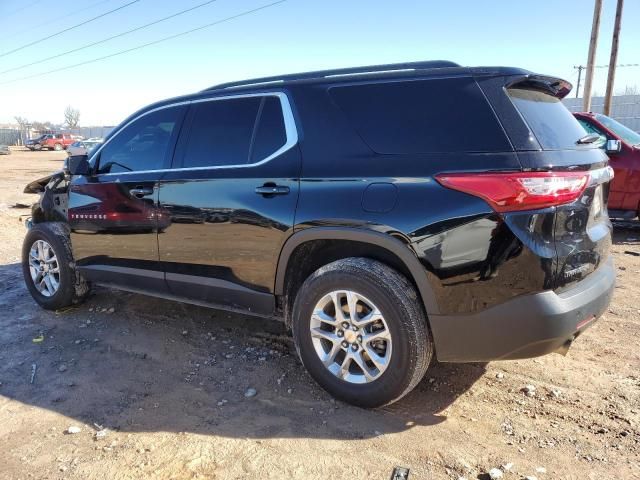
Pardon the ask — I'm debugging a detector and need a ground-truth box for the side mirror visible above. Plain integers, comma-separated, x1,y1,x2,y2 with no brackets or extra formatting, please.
64,154,90,176
606,139,622,154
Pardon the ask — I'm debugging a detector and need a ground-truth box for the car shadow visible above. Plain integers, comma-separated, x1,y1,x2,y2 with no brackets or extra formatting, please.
0,262,486,440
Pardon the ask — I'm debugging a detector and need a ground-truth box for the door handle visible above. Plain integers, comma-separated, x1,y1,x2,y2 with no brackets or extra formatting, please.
255,185,290,195
130,187,154,199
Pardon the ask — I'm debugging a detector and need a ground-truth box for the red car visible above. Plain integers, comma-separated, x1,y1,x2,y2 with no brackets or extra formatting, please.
574,112,640,219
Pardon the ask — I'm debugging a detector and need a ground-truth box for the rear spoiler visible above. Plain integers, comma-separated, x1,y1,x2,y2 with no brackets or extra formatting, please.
505,74,573,99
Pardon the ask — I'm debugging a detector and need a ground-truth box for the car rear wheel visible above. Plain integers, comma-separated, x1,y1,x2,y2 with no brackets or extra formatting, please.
53,143,63,151
292,257,432,408
22,222,91,310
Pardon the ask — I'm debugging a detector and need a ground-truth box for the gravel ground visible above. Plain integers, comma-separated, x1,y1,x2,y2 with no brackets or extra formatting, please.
0,148,638,480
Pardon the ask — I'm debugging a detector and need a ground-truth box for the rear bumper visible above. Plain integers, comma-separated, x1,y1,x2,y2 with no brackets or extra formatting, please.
430,257,615,362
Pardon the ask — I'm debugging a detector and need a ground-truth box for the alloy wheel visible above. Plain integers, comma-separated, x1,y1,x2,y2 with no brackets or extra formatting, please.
309,290,392,384
28,239,60,297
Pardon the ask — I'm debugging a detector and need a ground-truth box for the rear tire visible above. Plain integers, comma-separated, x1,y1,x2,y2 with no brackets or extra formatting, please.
292,257,432,408
22,222,90,310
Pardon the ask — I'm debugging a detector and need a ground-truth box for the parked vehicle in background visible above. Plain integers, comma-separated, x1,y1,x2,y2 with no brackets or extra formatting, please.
66,138,103,157
21,61,615,408
26,133,75,151
574,112,640,220
0,145,10,155
25,134,48,151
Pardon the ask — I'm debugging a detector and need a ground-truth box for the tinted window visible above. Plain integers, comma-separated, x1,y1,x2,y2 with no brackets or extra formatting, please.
182,97,261,168
97,106,182,174
329,77,510,154
507,88,587,150
250,96,287,163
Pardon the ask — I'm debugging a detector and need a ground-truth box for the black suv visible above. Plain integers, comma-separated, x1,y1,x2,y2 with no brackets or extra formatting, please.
22,61,615,407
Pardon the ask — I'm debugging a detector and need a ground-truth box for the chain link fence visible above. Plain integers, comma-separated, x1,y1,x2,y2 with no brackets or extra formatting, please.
0,126,115,146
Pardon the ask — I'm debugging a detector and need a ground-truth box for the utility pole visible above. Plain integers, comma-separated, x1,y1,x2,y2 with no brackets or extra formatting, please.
604,0,624,116
583,0,603,111
574,65,585,98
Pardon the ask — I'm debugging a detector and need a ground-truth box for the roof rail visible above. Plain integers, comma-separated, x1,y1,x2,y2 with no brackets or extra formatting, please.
204,60,460,91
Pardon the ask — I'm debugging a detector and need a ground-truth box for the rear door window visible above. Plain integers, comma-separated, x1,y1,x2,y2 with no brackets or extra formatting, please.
182,97,261,169
250,96,287,163
507,87,588,150
178,95,288,169
329,77,510,154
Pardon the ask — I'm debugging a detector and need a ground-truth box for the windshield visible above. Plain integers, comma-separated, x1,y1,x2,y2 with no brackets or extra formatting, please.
595,114,640,146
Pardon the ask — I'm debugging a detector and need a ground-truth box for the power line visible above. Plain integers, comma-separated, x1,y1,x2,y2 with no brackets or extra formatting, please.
0,0,140,59
595,63,639,68
0,0,288,86
0,0,221,76
578,63,639,69
1,0,114,42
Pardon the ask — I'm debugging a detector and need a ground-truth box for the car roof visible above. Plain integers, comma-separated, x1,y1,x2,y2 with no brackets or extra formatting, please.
106,60,535,145
202,60,531,92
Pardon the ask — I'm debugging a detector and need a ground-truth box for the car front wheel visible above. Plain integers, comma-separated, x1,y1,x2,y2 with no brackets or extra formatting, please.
292,257,432,408
22,222,90,310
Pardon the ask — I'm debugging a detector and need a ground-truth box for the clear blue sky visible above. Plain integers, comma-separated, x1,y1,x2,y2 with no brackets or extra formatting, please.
0,0,638,126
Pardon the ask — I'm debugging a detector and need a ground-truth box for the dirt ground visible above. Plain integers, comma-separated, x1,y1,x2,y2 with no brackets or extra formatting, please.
0,148,638,480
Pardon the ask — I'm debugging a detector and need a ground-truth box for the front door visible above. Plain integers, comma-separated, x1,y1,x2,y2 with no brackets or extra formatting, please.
69,105,186,291
157,93,300,315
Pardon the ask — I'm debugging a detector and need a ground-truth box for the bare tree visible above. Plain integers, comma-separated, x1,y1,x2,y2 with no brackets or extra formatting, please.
621,85,639,95
14,116,28,128
64,105,80,128
14,116,29,145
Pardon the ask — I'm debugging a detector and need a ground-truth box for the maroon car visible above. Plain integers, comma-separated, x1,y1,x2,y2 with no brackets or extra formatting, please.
574,112,640,219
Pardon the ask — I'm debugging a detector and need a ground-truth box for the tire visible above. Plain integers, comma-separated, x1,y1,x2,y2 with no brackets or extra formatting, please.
33,144,42,151
22,222,90,310
53,143,63,151
292,257,432,408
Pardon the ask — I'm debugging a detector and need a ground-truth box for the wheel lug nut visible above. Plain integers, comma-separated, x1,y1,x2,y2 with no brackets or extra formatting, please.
337,330,344,337
351,344,359,351
341,341,348,348
352,325,358,331
342,322,349,329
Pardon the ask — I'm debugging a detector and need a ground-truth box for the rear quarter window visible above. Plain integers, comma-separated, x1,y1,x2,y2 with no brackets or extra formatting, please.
328,77,510,154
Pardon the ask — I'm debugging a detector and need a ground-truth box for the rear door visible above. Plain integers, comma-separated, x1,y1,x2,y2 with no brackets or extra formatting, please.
157,93,300,315
69,105,186,290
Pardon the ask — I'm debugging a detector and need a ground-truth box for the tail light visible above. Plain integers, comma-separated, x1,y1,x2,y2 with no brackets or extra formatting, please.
435,171,590,213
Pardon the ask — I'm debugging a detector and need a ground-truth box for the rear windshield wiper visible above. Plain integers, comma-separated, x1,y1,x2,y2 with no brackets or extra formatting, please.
576,133,602,144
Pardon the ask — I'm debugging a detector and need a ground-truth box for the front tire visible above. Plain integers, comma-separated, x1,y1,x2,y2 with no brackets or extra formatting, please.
292,258,432,408
53,143,63,151
22,223,90,310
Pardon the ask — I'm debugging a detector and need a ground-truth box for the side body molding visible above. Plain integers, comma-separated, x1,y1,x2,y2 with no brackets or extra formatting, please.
274,227,440,315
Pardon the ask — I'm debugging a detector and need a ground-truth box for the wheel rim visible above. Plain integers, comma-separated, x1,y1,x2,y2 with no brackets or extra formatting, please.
309,290,392,384
28,239,60,297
